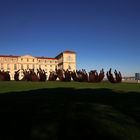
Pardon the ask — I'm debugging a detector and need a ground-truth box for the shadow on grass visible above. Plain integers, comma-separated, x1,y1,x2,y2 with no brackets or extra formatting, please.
0,88,140,140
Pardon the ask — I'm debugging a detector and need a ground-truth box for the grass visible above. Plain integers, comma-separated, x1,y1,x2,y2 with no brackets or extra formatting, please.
0,81,140,93
0,81,140,140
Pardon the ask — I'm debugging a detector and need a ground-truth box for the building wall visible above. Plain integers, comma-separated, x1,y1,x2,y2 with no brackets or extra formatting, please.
56,51,76,71
63,52,76,70
0,51,76,80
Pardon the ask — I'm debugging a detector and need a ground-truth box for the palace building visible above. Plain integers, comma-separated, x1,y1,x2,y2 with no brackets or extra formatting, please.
0,50,76,80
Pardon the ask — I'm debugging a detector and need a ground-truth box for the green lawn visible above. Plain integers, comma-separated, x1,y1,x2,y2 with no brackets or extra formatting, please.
0,81,140,140
0,81,140,93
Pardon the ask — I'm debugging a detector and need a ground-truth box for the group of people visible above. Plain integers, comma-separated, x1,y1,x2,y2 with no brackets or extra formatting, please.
0,68,122,83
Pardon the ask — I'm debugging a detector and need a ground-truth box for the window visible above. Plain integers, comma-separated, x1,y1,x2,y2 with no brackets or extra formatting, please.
14,64,17,70
21,58,23,61
67,56,72,61
1,63,3,69
32,59,34,62
27,58,29,62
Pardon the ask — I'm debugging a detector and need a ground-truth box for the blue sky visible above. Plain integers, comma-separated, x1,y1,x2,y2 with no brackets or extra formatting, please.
0,0,140,76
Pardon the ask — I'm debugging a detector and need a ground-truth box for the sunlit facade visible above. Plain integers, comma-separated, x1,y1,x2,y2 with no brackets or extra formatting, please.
0,51,76,80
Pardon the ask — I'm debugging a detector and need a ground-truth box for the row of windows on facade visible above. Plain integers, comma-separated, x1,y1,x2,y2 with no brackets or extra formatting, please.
58,57,73,62
0,56,73,62
0,64,55,70
0,58,58,63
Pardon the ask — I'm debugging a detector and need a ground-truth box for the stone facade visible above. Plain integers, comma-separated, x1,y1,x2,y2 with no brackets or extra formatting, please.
0,50,76,80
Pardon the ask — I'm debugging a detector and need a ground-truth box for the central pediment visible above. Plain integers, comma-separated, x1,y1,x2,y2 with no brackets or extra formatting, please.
20,55,35,58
